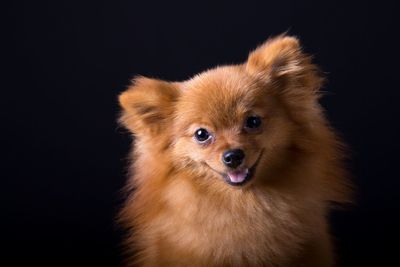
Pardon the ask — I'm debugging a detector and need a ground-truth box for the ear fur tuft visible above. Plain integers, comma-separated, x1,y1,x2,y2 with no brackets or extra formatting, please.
118,77,179,135
246,35,323,96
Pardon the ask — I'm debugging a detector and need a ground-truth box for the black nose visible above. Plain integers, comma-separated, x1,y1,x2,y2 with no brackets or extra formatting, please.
222,149,245,169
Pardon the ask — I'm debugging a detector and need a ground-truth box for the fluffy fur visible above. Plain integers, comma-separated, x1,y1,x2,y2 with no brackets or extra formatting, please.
118,35,351,267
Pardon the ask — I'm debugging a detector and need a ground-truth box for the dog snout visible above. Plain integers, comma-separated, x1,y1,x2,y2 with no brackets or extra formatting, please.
222,149,245,169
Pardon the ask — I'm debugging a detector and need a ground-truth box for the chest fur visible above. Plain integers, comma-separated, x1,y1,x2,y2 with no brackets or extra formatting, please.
139,181,316,266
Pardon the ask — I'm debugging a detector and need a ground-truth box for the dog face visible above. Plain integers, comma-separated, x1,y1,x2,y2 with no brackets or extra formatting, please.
119,36,323,187
172,67,294,186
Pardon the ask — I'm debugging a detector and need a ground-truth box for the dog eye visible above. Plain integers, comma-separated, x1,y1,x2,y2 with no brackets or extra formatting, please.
194,128,211,143
244,116,262,131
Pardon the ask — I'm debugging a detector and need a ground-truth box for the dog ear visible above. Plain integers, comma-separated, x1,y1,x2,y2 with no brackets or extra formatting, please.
119,77,179,136
246,35,323,99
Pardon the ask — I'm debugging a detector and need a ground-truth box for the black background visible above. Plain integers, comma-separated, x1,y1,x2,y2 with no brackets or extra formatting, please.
3,1,399,266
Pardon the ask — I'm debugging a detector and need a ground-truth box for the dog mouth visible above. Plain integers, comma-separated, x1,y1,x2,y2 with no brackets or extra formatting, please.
206,149,264,187
224,168,252,186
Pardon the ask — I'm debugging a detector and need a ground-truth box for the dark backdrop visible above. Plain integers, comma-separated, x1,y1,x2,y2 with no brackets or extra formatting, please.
3,1,399,266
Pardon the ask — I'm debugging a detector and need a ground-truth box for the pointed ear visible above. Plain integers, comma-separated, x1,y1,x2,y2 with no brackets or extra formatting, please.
119,77,179,135
246,35,323,96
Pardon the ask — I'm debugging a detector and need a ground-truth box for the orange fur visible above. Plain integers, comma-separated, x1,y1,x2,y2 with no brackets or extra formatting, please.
118,35,351,267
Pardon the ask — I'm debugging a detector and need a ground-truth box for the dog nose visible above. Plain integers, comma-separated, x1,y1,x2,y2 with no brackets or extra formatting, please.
222,149,245,169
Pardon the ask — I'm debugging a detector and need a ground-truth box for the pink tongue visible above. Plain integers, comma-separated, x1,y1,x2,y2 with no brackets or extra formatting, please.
227,169,248,183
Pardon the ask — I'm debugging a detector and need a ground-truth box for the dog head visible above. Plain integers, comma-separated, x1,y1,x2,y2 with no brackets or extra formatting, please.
119,35,323,187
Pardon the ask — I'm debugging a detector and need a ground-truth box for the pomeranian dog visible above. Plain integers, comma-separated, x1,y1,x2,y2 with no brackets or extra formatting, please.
118,35,350,267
